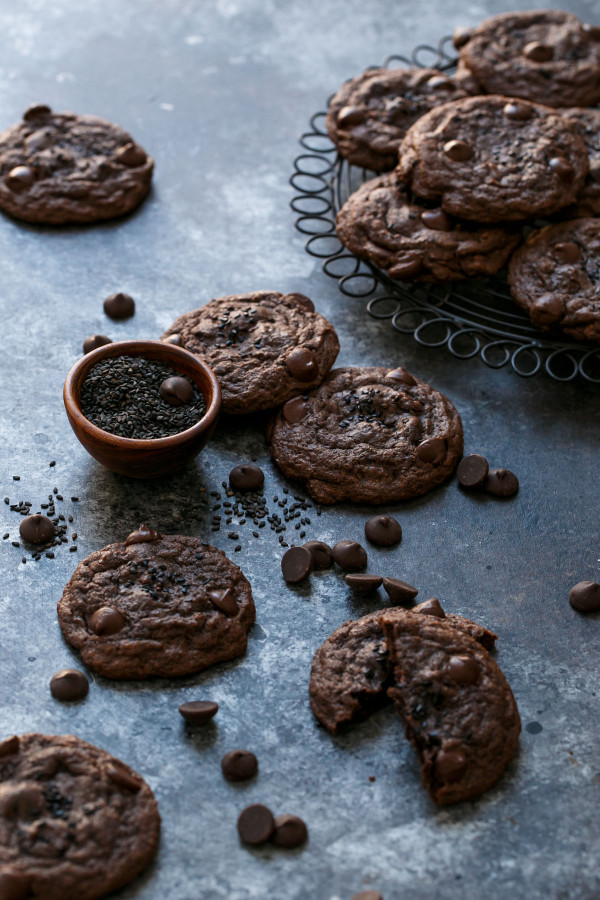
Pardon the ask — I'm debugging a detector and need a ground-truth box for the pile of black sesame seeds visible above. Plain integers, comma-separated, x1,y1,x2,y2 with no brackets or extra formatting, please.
213,306,258,349
338,387,421,430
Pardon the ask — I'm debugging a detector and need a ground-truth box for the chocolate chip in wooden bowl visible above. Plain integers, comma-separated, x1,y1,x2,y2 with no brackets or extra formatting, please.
303,540,333,570
229,464,264,492
270,814,308,849
456,453,489,489
103,291,135,320
332,540,367,571
237,803,274,844
281,545,313,583
569,581,600,613
364,514,402,547
344,573,383,593
485,467,519,498
222,749,258,782
19,513,55,545
159,375,194,407
50,668,89,702
382,577,418,605
83,334,112,355
179,700,219,724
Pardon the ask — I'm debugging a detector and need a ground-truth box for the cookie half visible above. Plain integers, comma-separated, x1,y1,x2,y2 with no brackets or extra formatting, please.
0,105,153,224
268,366,463,505
336,173,521,281
326,67,469,172
160,291,339,415
508,217,600,343
57,529,255,679
396,95,588,223
454,10,600,108
0,733,160,900
380,609,521,805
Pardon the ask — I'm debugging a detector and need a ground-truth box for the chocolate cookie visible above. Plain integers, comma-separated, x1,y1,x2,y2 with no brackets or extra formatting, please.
57,529,255,679
326,67,469,172
508,217,600,343
396,95,588,223
380,609,520,805
160,291,339,415
0,732,160,900
268,366,463,505
336,173,521,281
558,107,600,217
0,105,153,224
454,10,600,108
309,602,497,733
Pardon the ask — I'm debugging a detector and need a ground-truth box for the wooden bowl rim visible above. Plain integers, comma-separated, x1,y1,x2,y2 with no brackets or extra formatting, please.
63,339,221,449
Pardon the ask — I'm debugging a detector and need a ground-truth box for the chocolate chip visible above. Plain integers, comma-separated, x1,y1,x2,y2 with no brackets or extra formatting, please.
416,598,446,618
548,157,574,181
222,749,258,782
125,524,162,545
106,762,141,792
387,367,416,386
485,468,519,498
417,436,447,465
434,747,467,783
83,334,112,354
332,540,367,571
229,464,264,492
583,23,600,41
282,397,308,424
446,655,480,685
5,166,35,193
364,514,402,547
337,105,365,127
456,454,489,489
115,142,147,167
443,140,473,162
524,41,554,62
345,573,383,592
164,333,182,346
284,292,315,312
178,700,219,724
350,893,384,900
389,256,423,278
382,577,418,604
103,291,135,320
19,514,55,545
0,735,19,758
271,814,308,848
421,209,452,231
23,103,51,120
281,546,313,583
208,588,238,617
89,606,126,636
237,803,274,844
569,581,600,613
0,871,32,900
50,669,89,702
453,26,472,48
285,347,318,382
553,241,582,265
303,540,334,570
159,376,193,407
533,294,564,326
503,101,533,121
427,75,455,90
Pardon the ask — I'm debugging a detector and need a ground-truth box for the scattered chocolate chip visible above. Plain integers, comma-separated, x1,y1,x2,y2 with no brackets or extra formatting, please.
552,241,582,265
569,581,600,613
350,892,384,900
416,598,446,618
443,139,473,162
5,165,35,193
446,655,480,685
0,735,19,758
50,669,89,702
106,762,141,792
23,103,51,120
0,871,32,900
303,540,334,570
382,577,418,604
281,545,313,583
434,747,467,783
285,347,318,382
89,606,126,636
103,291,135,320
83,334,112,355
125,524,162,545
421,209,452,231
222,749,258,782
345,573,383,592
523,41,554,62
164,333,182,346
387,367,416,386
332,540,367,571
19,514,55,545
237,803,275,844
159,375,194,407
271,814,308,848
208,588,239,617
485,468,519,498
178,700,219,724
548,157,574,181
229,464,264,492
284,292,315,312
282,397,308,424
456,454,489,489
114,142,147,167
364,514,402,547
503,101,533,121
417,436,447,465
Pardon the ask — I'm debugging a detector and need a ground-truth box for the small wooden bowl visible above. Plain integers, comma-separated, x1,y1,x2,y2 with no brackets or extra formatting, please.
63,340,221,478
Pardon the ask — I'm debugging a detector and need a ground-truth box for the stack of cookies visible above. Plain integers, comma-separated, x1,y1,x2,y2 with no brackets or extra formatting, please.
329,9,600,345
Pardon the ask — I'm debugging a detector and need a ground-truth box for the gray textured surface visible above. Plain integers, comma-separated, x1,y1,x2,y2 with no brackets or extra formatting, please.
0,1,599,898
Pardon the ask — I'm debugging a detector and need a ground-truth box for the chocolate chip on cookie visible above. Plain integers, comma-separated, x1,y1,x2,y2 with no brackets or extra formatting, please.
160,291,339,415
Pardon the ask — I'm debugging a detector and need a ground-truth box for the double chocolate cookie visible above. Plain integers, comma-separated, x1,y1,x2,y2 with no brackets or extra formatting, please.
0,733,160,900
0,105,153,224
160,291,339,415
326,67,469,172
454,10,600,108
336,173,521,281
508,217,600,343
268,366,463,504
57,528,255,679
396,95,588,223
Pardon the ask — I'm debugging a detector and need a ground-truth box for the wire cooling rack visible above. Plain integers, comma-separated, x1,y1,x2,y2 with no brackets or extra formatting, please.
290,37,600,384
